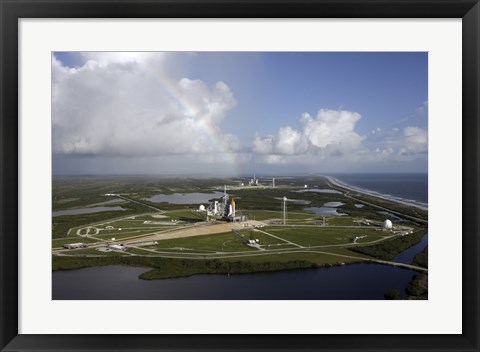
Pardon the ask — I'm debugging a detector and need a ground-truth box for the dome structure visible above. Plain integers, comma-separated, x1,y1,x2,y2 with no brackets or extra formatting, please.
199,204,206,211
383,219,393,229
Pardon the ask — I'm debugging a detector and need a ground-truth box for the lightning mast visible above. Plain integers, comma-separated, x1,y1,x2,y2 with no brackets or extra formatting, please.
282,196,287,225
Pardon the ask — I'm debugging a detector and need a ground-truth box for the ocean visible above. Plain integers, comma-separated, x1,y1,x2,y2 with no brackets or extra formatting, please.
330,173,428,207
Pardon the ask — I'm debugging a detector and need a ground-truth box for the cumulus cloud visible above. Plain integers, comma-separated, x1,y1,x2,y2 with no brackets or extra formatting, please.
52,52,240,161
252,108,428,168
253,109,366,163
401,126,428,155
366,126,428,161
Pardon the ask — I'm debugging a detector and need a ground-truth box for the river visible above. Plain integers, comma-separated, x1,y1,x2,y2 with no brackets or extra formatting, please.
52,262,419,300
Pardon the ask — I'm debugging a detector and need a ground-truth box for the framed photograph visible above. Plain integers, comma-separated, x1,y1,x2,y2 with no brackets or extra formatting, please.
1,0,479,351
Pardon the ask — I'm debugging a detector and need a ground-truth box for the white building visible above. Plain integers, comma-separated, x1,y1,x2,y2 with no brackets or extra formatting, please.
383,219,393,229
63,243,87,249
109,244,126,251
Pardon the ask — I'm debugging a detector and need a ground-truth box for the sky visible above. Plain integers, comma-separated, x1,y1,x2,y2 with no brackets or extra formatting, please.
52,52,428,176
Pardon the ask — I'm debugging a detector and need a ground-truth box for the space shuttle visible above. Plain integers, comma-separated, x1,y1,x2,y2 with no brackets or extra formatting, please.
228,197,236,217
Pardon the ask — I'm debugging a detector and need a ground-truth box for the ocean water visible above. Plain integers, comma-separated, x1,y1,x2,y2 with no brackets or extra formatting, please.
330,173,428,206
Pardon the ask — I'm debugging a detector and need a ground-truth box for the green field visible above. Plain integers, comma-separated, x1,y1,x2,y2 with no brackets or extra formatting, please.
147,231,254,252
56,249,128,256
52,175,428,287
52,236,99,248
163,210,206,222
261,226,388,247
349,230,426,260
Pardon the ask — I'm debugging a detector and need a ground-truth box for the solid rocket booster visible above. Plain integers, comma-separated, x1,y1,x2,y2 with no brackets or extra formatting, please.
228,197,236,217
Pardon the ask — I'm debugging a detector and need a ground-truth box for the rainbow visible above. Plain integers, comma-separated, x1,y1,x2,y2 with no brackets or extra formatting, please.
156,73,240,168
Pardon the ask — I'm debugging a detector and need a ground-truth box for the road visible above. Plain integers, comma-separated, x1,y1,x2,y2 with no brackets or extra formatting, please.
118,195,164,213
54,228,428,273
254,228,303,248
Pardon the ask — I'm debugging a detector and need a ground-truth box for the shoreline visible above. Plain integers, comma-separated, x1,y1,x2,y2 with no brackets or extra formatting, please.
324,175,428,211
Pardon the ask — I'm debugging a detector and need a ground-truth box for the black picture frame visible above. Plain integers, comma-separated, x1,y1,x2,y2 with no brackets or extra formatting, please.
1,1,479,351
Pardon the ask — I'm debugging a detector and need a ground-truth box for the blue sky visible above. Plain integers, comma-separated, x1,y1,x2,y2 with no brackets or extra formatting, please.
52,52,427,175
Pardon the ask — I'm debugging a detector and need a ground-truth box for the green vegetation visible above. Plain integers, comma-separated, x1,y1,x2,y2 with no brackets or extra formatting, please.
164,210,205,222
413,245,428,268
58,249,128,256
406,273,428,299
263,226,387,247
92,227,176,240
149,231,253,252
52,236,98,248
139,259,314,280
53,244,372,280
326,217,356,226
53,255,319,280
384,273,428,300
53,201,156,238
384,289,402,300
355,235,388,243
348,231,426,261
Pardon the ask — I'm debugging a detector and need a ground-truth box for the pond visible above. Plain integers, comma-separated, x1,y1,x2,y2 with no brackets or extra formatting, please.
304,201,347,216
304,207,347,216
377,210,405,222
323,201,345,207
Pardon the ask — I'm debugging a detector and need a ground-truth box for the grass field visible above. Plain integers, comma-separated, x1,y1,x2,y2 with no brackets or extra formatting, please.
243,209,315,221
164,210,206,222
261,226,387,247
56,249,128,256
52,175,428,283
147,231,254,252
52,237,99,248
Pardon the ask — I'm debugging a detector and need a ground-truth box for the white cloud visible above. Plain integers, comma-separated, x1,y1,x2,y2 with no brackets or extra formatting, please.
252,108,428,168
52,52,240,161
300,109,364,149
402,126,428,154
366,126,428,160
253,109,366,163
